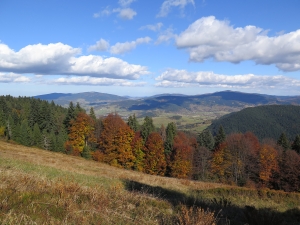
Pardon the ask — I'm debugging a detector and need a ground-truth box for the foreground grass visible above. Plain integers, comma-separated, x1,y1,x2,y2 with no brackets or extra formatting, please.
1,140,300,224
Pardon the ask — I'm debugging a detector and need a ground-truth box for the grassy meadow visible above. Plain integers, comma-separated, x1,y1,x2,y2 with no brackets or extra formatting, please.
1,140,300,224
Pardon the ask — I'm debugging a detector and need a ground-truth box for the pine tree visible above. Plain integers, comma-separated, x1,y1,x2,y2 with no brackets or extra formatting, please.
291,135,300,154
277,132,290,150
198,130,215,151
63,102,75,132
164,122,177,155
141,116,155,142
214,125,226,148
89,107,97,121
127,114,139,132
32,123,42,147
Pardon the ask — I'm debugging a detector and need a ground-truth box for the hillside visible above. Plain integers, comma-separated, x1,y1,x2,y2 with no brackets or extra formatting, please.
208,105,300,141
1,140,300,224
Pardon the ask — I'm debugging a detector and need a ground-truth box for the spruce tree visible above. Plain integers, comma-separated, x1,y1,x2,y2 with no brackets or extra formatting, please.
32,123,42,147
89,107,97,121
214,125,226,148
164,122,177,155
292,134,300,154
141,116,155,141
277,132,290,150
63,102,75,133
198,130,215,151
127,114,139,132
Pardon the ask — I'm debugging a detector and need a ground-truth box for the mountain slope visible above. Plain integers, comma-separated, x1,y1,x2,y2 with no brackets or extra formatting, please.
208,105,300,141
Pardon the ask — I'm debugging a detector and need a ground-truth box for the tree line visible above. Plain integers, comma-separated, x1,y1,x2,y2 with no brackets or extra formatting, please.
1,95,299,192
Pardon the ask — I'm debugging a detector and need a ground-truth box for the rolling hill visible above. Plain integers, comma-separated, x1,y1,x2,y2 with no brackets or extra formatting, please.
1,140,300,224
207,105,300,141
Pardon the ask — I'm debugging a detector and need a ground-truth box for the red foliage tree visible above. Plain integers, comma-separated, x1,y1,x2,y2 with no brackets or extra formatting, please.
169,131,194,179
99,113,135,169
143,132,166,175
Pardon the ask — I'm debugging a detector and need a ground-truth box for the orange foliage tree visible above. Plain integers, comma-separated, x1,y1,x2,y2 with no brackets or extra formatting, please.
143,132,166,175
99,113,135,169
259,144,278,185
169,131,194,179
65,112,96,155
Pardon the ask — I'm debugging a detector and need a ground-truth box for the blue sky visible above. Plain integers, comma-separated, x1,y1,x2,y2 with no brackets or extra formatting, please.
1,0,300,97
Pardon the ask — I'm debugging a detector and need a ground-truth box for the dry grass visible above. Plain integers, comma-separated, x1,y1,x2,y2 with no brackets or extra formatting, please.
0,140,228,193
1,140,300,224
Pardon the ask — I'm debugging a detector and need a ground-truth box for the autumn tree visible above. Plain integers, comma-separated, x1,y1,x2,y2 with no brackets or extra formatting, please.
99,113,135,169
131,132,145,171
259,144,278,186
193,146,211,180
169,131,194,179
143,132,166,175
65,112,96,155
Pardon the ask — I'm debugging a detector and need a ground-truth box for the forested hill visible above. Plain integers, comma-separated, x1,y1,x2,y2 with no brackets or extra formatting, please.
208,105,300,141
0,95,68,151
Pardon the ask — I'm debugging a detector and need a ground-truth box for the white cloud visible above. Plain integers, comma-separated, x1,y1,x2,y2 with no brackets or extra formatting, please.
0,72,30,83
94,1,137,20
113,8,137,20
0,43,149,79
155,27,176,45
93,7,111,18
140,22,163,32
110,37,151,54
156,69,300,89
52,76,145,87
118,0,136,7
88,39,110,52
157,0,195,17
176,16,300,71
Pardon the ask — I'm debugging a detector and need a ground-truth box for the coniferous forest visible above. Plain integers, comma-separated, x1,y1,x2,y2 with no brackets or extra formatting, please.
1,95,300,193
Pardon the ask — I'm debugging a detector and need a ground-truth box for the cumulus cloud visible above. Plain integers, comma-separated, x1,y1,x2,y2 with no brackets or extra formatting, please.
52,76,146,86
113,8,137,20
0,43,149,79
176,16,300,71
156,69,300,89
110,37,151,54
118,0,136,7
157,0,195,17
0,72,30,83
155,27,176,45
88,39,110,52
140,22,163,32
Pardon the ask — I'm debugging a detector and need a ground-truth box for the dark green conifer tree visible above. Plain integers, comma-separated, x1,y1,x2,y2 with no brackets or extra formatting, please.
277,132,290,150
164,122,177,155
141,116,155,142
214,125,226,148
291,134,300,154
127,114,139,132
198,130,215,151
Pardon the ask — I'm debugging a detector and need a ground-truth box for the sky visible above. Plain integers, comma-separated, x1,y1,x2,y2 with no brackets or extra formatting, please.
1,0,300,97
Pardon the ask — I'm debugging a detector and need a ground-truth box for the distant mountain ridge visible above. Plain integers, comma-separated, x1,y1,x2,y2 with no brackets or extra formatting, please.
34,91,300,114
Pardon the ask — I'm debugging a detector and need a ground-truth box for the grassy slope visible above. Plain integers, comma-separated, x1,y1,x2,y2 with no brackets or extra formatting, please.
1,140,300,224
